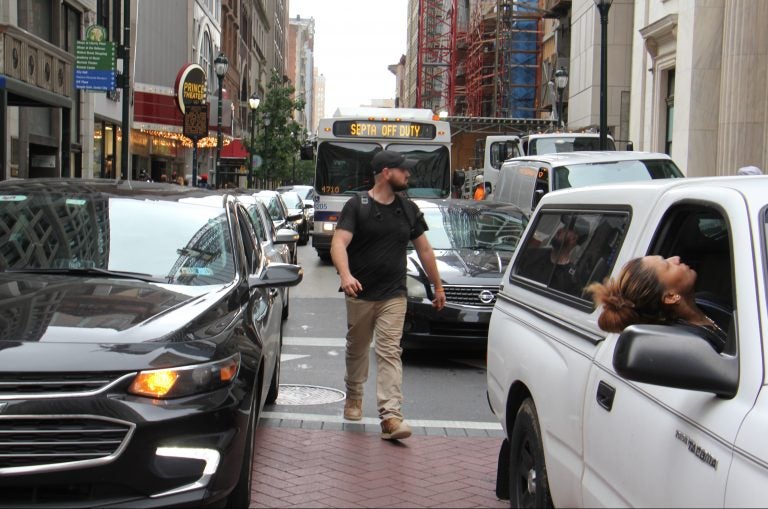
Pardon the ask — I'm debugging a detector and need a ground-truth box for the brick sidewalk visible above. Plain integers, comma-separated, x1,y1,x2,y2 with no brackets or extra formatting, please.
250,426,507,508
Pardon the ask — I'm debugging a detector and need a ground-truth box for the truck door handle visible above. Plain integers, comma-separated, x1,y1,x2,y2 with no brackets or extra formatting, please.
596,381,616,411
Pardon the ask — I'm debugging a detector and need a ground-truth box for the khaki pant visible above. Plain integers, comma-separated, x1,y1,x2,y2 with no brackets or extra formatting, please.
344,295,407,421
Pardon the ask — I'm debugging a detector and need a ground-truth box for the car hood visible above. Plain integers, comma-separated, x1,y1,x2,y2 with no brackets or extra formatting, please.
407,247,513,285
0,273,234,346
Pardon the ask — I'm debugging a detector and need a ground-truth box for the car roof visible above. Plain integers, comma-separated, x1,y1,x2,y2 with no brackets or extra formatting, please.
537,175,768,209
506,150,673,166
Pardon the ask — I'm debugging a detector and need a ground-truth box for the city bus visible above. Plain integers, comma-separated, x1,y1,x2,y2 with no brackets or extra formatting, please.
311,107,452,261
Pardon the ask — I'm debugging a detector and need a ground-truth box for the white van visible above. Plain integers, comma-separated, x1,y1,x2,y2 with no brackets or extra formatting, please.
490,151,683,214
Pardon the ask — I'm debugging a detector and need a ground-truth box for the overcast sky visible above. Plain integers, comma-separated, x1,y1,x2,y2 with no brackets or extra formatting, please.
288,0,407,117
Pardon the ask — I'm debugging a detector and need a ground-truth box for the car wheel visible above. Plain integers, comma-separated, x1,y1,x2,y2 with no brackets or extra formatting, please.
226,391,258,508
508,398,552,509
266,326,282,404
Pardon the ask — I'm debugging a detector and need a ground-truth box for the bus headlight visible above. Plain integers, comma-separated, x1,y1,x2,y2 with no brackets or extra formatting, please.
322,222,335,232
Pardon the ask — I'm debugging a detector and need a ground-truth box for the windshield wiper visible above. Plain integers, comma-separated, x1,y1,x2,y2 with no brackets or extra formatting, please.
5,267,163,283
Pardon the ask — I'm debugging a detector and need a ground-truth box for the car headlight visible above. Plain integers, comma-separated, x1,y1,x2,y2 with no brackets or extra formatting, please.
406,275,429,299
128,353,240,399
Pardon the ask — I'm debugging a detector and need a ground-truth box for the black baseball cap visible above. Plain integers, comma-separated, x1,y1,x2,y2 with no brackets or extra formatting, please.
371,151,418,174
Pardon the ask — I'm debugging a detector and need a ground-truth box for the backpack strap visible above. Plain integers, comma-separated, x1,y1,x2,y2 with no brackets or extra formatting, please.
355,191,372,229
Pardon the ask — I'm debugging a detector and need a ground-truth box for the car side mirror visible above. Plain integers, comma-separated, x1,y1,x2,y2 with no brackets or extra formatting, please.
275,228,299,244
249,262,303,288
613,324,738,399
626,141,634,151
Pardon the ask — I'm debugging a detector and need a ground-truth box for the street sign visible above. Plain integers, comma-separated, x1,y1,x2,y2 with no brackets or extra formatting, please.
74,25,116,91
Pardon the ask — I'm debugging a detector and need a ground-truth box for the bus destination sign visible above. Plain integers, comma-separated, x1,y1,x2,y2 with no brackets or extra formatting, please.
333,120,436,140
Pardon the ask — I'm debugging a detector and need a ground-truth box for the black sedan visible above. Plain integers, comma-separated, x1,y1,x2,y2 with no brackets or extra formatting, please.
0,179,302,507
403,199,528,349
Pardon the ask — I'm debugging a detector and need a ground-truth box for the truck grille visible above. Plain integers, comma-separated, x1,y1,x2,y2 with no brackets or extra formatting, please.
443,285,499,307
0,416,134,473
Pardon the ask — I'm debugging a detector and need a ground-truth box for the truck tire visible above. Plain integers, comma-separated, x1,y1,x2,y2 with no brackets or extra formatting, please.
508,398,552,508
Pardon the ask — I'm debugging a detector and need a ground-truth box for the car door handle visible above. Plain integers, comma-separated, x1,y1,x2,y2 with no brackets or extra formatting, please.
596,381,616,411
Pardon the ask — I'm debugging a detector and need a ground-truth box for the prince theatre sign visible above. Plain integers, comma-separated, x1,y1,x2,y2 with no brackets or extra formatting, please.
174,63,208,140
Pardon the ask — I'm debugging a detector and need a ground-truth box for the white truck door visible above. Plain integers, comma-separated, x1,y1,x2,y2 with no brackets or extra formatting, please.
581,189,761,507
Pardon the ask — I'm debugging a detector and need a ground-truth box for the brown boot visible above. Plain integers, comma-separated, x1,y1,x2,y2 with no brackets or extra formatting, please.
380,417,412,440
343,399,362,421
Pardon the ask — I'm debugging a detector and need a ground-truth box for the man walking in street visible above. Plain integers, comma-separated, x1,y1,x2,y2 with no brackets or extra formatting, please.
331,150,446,440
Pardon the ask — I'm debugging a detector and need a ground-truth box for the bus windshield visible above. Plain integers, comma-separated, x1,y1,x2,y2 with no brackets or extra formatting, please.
315,142,451,198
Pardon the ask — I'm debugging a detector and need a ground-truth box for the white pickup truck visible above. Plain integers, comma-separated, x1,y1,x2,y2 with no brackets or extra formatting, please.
487,176,768,507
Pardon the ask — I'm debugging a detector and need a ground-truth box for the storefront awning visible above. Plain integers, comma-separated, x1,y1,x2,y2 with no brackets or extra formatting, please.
221,138,248,159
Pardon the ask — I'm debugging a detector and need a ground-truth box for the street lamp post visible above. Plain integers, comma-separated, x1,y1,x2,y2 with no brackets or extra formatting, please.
594,0,613,150
263,112,271,188
554,67,569,129
214,53,228,189
248,92,260,189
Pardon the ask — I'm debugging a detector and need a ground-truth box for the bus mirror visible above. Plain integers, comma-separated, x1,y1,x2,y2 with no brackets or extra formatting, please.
300,144,314,160
453,170,466,188
626,141,634,151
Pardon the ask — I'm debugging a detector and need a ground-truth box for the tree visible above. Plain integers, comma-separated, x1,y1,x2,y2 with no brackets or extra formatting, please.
245,69,306,188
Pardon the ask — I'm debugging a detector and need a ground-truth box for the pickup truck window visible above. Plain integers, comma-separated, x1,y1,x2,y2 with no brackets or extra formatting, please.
513,210,629,301
649,205,734,338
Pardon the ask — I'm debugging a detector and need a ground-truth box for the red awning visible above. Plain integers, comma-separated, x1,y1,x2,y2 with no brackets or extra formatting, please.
221,139,248,159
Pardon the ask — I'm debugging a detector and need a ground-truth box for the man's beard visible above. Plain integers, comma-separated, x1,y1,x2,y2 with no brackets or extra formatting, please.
391,181,408,192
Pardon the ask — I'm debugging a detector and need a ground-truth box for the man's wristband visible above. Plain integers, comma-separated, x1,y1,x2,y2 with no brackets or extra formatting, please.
434,288,445,293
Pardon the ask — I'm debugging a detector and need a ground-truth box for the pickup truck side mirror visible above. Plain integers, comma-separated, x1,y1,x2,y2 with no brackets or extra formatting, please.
613,324,738,399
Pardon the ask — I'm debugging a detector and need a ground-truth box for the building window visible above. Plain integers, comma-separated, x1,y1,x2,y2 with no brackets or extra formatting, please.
200,31,213,94
18,0,53,42
60,4,80,54
96,0,111,38
664,69,675,156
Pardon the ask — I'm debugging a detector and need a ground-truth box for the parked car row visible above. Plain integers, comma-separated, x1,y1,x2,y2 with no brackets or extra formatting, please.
0,179,303,507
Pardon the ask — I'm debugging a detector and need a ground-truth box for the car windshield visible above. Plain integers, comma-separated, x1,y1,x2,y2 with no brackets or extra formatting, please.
0,191,236,286
553,159,683,190
281,191,303,209
417,205,528,252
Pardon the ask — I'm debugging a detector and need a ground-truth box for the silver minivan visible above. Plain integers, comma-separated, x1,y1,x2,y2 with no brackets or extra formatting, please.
490,151,684,213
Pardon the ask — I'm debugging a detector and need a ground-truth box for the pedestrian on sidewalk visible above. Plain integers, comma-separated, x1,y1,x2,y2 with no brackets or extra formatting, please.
331,150,446,441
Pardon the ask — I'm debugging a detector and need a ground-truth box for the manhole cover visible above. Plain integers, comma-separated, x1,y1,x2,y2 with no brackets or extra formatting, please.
275,384,346,405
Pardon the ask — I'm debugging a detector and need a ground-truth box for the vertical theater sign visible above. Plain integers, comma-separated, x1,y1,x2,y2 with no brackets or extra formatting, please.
175,64,208,186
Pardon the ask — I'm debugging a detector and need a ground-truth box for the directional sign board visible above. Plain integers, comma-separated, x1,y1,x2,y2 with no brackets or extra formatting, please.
75,25,117,91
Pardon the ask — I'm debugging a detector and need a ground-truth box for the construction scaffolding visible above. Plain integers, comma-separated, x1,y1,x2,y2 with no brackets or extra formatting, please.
450,0,543,118
416,0,457,113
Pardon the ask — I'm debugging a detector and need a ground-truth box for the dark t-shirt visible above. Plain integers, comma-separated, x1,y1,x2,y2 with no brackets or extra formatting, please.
336,193,427,300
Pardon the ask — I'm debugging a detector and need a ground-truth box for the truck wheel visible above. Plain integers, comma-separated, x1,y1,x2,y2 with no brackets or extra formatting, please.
508,398,552,508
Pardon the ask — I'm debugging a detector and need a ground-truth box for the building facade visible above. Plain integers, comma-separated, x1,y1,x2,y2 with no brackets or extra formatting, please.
287,14,315,136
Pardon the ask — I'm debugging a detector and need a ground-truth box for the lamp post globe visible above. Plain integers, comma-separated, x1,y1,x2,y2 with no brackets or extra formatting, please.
554,67,568,128
214,53,228,189
593,0,613,150
248,92,260,189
